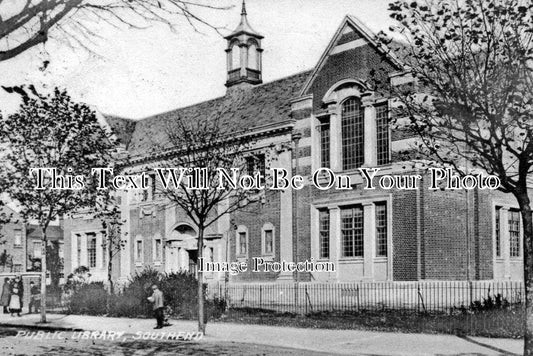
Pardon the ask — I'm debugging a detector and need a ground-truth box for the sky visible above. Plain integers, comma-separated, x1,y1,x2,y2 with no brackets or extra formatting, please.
0,0,395,119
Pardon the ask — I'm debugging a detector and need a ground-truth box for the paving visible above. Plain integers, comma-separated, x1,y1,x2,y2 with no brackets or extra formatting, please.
0,312,523,355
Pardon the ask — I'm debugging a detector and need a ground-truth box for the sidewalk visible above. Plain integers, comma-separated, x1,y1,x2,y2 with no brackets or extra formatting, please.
0,312,522,356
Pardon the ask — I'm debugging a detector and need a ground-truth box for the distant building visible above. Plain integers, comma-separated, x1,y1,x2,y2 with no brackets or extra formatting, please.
64,3,529,284
0,206,63,275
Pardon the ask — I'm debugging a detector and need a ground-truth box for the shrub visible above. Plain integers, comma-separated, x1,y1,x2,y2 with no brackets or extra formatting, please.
68,281,108,315
110,267,161,318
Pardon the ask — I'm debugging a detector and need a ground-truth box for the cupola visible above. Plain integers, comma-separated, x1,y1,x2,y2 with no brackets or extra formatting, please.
224,1,263,88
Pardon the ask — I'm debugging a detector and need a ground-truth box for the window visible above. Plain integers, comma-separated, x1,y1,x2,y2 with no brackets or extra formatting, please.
341,98,365,170
231,43,240,70
238,232,247,255
33,241,42,258
375,202,388,257
261,223,275,256
14,230,22,247
248,43,258,70
136,240,143,261
247,154,265,176
341,205,364,257
509,209,520,257
76,234,81,267
319,118,330,168
102,235,107,266
87,234,96,268
495,206,501,257
264,230,273,254
318,210,330,259
375,103,390,165
154,238,162,260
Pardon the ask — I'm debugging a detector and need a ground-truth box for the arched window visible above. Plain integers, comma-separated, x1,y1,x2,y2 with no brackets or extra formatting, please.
231,43,241,70
248,43,258,70
341,97,364,170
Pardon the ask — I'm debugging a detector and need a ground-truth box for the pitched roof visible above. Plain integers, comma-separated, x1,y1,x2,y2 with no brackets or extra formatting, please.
115,71,311,157
104,115,137,148
26,225,62,241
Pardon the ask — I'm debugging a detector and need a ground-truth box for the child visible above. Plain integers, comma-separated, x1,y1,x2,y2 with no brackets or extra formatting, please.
9,287,21,317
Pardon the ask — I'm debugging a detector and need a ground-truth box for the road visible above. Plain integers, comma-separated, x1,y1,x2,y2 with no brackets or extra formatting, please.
0,326,333,356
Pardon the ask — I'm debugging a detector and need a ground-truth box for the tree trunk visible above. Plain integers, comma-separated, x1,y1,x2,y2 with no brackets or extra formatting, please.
515,192,533,355
40,228,48,323
197,224,205,334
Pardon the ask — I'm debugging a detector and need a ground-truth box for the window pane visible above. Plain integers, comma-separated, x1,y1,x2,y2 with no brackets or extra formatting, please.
495,207,501,257
231,44,240,69
155,239,161,260
319,120,330,168
509,210,520,257
375,103,389,165
375,203,388,257
33,241,42,258
14,230,21,246
319,210,330,259
87,235,96,268
238,232,247,255
248,44,258,70
136,240,143,260
341,98,364,170
341,206,363,257
265,230,273,254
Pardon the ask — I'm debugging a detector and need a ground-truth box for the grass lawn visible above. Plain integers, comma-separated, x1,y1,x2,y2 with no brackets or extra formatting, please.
214,307,524,339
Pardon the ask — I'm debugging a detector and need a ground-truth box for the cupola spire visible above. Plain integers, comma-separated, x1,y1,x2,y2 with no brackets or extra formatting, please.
224,0,263,88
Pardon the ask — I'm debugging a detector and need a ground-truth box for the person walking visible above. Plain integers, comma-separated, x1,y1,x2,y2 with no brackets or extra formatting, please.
147,284,164,329
1,278,11,314
9,286,21,317
28,281,40,314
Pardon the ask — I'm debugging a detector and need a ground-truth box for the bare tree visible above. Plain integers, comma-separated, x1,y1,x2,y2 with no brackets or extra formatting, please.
146,113,263,334
376,0,532,353
0,0,230,62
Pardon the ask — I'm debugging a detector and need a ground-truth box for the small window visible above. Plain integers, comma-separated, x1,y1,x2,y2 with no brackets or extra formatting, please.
231,43,240,70
261,223,275,256
248,43,258,70
318,118,330,168
102,235,107,267
14,230,22,247
375,202,388,257
375,103,390,165
33,240,42,258
136,239,143,261
236,226,248,257
509,209,521,257
87,233,96,268
76,234,81,267
318,209,330,259
264,230,273,254
154,238,162,261
495,206,501,257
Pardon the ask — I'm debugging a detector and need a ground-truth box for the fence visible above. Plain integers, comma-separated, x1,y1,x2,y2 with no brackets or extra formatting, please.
208,280,524,314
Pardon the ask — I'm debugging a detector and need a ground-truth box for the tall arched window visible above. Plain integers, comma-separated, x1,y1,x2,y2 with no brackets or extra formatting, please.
341,97,365,170
231,43,241,70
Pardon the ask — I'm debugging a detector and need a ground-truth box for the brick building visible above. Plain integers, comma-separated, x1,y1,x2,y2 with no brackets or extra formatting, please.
0,206,63,274
64,6,528,284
